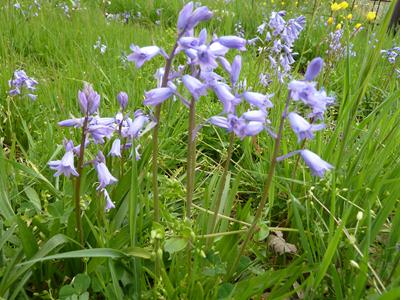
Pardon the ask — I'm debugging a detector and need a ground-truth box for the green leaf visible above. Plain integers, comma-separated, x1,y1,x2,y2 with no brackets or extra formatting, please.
24,186,41,212
59,285,76,299
16,216,38,259
164,238,188,254
18,247,151,266
72,274,91,294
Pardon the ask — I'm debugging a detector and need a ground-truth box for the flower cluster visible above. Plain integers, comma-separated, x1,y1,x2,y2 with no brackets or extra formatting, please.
381,46,400,64
49,83,152,210
8,70,38,101
278,57,335,177
256,11,306,82
94,36,107,55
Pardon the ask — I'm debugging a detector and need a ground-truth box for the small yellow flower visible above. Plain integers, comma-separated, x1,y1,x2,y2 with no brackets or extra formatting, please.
327,17,334,25
339,1,349,9
336,23,342,30
331,2,341,11
367,11,377,22
331,1,349,11
355,23,362,29
346,13,353,20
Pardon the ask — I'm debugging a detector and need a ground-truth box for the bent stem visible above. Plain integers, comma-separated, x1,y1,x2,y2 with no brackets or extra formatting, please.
227,96,291,279
206,132,235,247
74,113,89,248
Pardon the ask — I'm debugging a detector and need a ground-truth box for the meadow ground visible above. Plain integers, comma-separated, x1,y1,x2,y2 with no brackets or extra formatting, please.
0,0,400,299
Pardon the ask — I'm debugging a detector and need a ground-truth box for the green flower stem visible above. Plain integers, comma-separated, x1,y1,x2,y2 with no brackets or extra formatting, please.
74,113,89,248
227,95,291,279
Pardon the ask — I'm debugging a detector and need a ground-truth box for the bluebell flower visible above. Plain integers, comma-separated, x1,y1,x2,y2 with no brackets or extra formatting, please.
177,2,194,31
108,138,121,157
8,70,38,100
242,110,268,123
212,83,241,114
123,110,150,139
305,57,323,81
242,91,274,111
182,75,208,100
58,117,85,127
231,55,242,86
288,112,324,142
102,189,115,211
94,151,118,189
48,140,79,177
300,150,333,177
117,91,128,111
218,36,247,51
88,124,115,144
177,2,212,32
218,57,232,74
143,83,176,106
127,44,160,68
194,45,218,70
78,83,100,115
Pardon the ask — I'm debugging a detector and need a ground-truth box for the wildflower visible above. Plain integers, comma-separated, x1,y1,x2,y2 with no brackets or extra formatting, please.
367,12,377,22
88,125,115,144
123,110,150,139
48,140,79,177
108,138,121,157
355,23,362,30
231,55,242,86
182,75,208,100
331,1,348,11
305,57,323,81
143,83,176,106
212,83,241,114
8,70,38,100
346,14,353,20
178,3,213,32
218,36,247,51
127,44,160,68
242,91,274,111
288,112,325,142
336,23,342,30
327,17,333,25
300,150,333,177
103,189,115,211
78,83,100,115
94,151,118,189
117,92,128,111
94,37,107,54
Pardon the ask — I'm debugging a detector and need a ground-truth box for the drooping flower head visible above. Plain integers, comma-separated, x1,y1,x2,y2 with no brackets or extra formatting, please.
300,150,333,177
94,151,118,190
127,45,160,68
48,140,79,178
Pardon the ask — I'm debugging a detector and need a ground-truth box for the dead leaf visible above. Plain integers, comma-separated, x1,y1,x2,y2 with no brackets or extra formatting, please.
267,231,297,255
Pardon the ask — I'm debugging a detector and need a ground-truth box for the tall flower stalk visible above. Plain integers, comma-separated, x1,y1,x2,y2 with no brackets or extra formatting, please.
74,113,89,246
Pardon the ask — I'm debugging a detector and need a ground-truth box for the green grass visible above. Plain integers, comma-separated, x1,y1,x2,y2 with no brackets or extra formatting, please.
0,0,400,299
